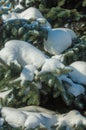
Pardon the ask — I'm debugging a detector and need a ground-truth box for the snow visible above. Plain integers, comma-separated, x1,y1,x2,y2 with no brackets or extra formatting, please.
1,107,86,129
43,28,77,55
69,61,86,85
1,7,51,28
0,40,47,68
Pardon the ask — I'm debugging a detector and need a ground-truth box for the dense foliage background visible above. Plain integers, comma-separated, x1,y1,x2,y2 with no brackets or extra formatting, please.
0,0,86,115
